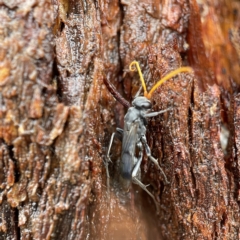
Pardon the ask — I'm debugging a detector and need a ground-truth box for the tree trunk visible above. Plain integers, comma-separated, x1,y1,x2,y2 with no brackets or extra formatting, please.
0,0,239,239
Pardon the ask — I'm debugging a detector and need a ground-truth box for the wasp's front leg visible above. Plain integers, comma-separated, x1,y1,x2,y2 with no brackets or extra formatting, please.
144,107,172,118
141,135,169,184
132,141,143,177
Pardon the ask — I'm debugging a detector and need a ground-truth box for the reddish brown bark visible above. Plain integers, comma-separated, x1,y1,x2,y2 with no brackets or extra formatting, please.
0,0,240,239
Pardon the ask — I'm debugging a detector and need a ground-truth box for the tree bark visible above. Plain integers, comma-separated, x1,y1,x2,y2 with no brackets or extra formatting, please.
0,0,240,239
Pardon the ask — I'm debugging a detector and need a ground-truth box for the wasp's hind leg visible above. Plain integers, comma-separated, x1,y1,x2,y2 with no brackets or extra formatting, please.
131,142,160,214
105,128,123,193
106,128,123,176
132,176,160,214
141,135,169,184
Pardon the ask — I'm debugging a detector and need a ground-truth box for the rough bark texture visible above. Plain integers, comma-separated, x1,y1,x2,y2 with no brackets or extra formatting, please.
0,0,240,239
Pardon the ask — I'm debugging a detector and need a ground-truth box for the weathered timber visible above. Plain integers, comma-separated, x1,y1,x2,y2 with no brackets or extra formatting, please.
0,0,240,239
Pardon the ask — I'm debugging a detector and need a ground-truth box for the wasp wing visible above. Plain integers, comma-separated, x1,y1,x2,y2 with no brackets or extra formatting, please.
122,121,139,154
120,121,139,191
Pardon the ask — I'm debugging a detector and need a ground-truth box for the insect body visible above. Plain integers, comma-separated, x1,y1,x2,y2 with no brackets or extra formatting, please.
105,61,192,212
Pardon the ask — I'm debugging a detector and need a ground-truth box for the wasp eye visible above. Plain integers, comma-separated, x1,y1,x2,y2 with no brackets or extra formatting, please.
141,102,152,109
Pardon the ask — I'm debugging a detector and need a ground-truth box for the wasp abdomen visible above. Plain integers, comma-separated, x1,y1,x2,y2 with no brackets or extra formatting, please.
119,152,133,191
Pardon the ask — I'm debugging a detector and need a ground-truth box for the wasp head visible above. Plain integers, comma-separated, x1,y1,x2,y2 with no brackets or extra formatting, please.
132,96,152,110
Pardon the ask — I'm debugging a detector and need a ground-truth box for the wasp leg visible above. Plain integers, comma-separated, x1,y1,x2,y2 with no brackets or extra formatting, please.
106,129,123,176
132,178,160,214
105,129,123,192
141,135,169,184
131,142,160,213
106,133,115,178
132,141,143,175
116,127,124,140
144,107,172,118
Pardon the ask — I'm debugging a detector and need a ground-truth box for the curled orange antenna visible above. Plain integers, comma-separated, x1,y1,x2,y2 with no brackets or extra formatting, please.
129,61,148,97
129,61,193,99
147,67,193,98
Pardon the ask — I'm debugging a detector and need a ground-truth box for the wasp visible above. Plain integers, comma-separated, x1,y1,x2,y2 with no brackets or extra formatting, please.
105,61,192,212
